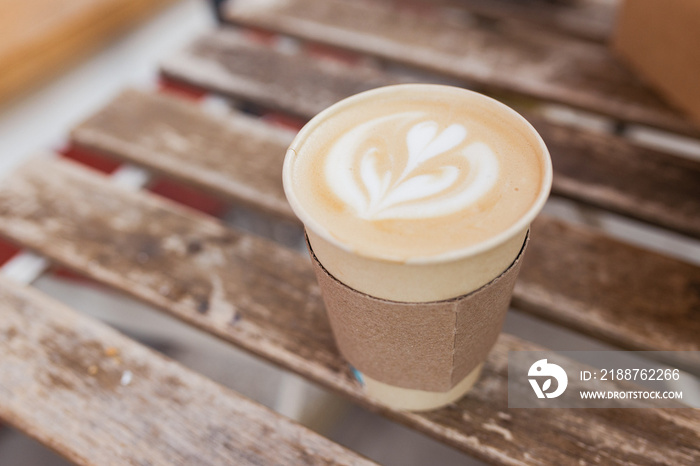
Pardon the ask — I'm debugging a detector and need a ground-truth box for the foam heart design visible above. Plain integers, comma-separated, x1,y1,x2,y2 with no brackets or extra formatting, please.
325,114,499,220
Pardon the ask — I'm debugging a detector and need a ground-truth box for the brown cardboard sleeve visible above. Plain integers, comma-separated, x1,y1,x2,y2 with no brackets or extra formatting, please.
612,0,700,126
309,233,528,393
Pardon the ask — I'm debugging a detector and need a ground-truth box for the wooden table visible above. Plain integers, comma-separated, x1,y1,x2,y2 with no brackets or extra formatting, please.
1,0,699,464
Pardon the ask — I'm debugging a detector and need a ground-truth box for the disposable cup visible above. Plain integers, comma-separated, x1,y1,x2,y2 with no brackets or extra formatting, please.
283,84,552,410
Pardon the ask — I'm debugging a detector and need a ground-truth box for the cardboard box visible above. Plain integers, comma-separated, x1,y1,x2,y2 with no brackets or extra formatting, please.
612,0,700,126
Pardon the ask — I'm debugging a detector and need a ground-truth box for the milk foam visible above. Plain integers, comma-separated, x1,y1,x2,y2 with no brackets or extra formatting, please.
325,113,499,220
284,84,551,261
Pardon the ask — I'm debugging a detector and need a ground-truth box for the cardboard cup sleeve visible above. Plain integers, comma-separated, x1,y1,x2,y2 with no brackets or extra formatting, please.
309,232,529,393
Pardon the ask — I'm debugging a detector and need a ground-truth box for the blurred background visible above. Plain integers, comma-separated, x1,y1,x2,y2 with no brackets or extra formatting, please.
0,0,699,464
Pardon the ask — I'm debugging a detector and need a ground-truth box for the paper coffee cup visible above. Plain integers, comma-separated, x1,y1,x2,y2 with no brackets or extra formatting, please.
283,84,552,411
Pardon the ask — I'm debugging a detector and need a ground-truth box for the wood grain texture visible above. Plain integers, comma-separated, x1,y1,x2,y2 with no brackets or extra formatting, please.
158,35,700,237
517,220,700,364
0,0,174,105
0,276,376,466
73,89,296,219
66,91,700,362
161,30,397,120
391,0,619,43
0,157,699,465
532,116,700,238
221,0,699,136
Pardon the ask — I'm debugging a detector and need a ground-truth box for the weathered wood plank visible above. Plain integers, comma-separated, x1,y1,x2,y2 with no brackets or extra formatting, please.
517,220,700,358
220,0,698,136
159,35,700,237
533,116,700,238
161,30,397,120
73,89,296,220
1,157,699,465
391,0,619,43
0,276,376,466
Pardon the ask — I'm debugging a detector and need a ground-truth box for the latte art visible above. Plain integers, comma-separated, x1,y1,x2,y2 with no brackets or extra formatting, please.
326,115,499,220
284,84,550,261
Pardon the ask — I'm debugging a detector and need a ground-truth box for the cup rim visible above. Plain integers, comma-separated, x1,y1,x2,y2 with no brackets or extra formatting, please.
283,84,553,264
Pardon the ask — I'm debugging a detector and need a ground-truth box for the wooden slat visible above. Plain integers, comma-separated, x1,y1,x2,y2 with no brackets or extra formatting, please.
1,158,699,465
221,0,699,136
67,88,700,366
73,89,296,219
388,0,619,43
161,30,397,120
158,34,700,238
517,219,700,360
533,117,700,238
0,276,376,466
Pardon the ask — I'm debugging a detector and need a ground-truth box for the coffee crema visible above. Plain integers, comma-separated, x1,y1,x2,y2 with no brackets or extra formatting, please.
284,84,550,262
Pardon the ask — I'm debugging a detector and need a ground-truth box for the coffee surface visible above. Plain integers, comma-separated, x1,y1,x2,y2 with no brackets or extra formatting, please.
286,85,547,261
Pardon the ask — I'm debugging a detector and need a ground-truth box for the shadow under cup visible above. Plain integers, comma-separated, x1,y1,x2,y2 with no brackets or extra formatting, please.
283,84,552,411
